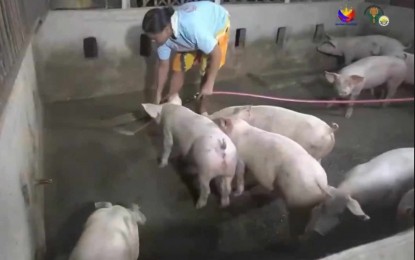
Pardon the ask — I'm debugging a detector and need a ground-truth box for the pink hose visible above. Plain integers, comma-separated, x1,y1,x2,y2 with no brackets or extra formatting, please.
211,91,415,104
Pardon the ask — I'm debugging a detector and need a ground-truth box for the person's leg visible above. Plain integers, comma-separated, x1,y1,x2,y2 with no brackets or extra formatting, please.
169,52,196,101
196,26,230,115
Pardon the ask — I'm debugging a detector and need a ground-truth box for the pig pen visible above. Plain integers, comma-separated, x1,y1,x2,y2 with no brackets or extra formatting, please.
31,1,415,260
43,77,415,260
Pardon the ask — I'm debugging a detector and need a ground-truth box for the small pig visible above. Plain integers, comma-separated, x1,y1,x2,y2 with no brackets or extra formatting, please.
397,189,414,230
304,148,414,237
404,52,414,85
317,34,411,65
215,117,329,240
142,103,242,208
324,55,408,118
209,105,338,162
69,202,146,260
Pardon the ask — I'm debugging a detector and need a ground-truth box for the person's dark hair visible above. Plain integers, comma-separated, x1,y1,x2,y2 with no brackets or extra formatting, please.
142,7,175,34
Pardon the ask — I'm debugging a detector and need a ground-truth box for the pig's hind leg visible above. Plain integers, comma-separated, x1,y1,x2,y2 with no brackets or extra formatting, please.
219,176,233,207
382,77,405,108
233,159,246,196
196,172,213,209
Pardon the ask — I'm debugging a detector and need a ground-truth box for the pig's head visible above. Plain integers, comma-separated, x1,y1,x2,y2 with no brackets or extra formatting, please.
142,103,163,124
304,186,370,236
317,36,343,57
94,201,113,209
215,117,249,139
324,72,365,97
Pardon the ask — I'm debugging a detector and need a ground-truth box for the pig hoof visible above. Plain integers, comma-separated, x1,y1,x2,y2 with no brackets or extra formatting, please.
195,200,207,209
220,198,230,208
232,190,244,197
158,161,168,168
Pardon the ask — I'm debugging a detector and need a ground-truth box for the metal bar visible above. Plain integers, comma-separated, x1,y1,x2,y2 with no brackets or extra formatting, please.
0,0,48,90
0,1,13,69
3,0,17,60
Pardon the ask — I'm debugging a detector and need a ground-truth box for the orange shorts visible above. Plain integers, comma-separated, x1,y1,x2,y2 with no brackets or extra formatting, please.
172,17,230,76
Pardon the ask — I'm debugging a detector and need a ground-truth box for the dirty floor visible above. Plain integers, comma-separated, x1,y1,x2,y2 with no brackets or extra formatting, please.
43,73,414,260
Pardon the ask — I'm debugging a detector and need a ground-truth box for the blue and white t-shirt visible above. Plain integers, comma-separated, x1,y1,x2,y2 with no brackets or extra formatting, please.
157,1,229,60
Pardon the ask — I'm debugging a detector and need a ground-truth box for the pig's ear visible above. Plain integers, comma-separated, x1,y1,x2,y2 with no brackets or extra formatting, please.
349,75,365,85
218,117,232,129
130,203,147,225
142,103,162,119
318,183,336,197
346,196,370,221
324,71,339,84
94,202,112,209
324,33,332,40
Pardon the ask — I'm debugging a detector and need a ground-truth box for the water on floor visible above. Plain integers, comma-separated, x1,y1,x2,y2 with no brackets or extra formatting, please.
43,73,414,260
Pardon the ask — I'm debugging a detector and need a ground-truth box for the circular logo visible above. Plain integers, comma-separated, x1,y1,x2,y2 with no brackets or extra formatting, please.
378,15,390,26
338,8,355,23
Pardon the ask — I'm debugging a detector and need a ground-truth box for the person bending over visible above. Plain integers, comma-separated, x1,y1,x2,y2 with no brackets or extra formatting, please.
142,1,230,115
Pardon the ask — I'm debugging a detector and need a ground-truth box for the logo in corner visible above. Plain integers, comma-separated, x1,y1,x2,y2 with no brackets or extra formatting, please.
378,15,390,26
336,3,357,26
364,5,384,25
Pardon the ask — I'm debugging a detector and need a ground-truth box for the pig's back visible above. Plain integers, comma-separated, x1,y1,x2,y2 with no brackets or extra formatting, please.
249,105,328,135
341,56,404,74
70,208,138,260
164,105,224,154
276,139,328,207
339,148,414,205
341,56,407,86
244,126,328,207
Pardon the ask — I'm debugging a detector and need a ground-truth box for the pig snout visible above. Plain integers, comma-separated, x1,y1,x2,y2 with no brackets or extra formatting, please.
337,87,351,97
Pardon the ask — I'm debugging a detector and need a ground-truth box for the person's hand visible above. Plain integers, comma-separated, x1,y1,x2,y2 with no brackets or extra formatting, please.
197,81,214,99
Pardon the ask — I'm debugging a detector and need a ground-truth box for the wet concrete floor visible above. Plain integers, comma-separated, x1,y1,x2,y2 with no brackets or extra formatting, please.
43,74,414,260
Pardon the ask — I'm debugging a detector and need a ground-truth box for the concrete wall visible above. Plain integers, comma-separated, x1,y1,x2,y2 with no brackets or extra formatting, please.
34,0,414,102
0,44,45,260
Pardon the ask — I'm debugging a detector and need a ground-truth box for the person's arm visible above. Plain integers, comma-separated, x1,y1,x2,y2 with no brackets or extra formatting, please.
194,32,222,96
203,44,221,88
154,45,171,104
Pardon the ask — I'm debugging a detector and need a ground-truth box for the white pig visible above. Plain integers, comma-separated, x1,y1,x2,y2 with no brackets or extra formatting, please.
397,188,414,229
404,52,414,85
305,148,414,237
69,202,146,260
142,103,242,209
324,55,408,118
215,117,329,240
317,34,411,65
209,105,338,162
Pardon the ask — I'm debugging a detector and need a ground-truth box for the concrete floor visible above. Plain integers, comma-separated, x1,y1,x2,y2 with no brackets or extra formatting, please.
43,73,414,260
